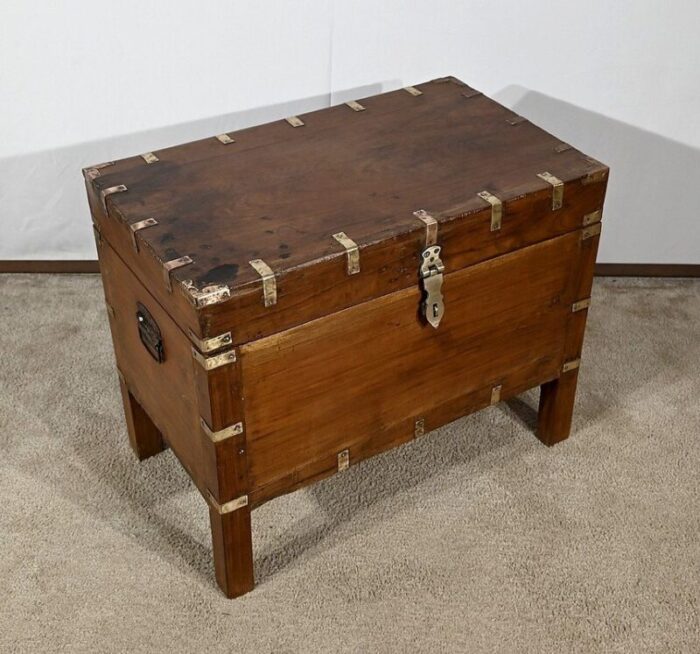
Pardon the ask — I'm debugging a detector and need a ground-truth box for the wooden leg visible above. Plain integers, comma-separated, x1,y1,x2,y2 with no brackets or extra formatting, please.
209,505,255,598
118,373,165,460
537,369,579,446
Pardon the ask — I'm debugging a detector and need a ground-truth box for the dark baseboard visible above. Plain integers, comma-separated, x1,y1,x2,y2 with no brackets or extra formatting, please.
0,260,698,277
0,260,100,273
594,263,700,277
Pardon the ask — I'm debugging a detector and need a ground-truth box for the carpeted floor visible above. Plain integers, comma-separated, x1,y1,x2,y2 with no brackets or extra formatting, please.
0,274,698,653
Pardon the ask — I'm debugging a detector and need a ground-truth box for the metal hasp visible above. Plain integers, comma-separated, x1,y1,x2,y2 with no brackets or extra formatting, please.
332,232,360,275
420,245,445,329
249,259,277,307
537,172,564,210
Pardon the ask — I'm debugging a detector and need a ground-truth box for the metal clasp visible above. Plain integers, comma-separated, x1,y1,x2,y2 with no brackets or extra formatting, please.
419,246,445,328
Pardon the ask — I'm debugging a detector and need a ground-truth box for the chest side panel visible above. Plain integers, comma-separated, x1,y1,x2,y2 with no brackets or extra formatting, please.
241,230,583,503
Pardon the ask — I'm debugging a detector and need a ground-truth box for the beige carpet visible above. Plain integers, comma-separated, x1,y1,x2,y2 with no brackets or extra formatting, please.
1,274,698,653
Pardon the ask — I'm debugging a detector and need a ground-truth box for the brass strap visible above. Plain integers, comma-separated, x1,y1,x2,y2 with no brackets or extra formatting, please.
414,209,438,247
129,218,158,251
332,232,360,275
200,418,243,443
477,191,503,231
345,100,365,112
403,86,422,96
337,449,350,472
562,358,581,373
216,133,235,144
207,491,249,515
191,347,236,371
537,172,564,210
249,259,277,307
84,161,115,180
100,184,127,213
582,223,602,241
285,116,304,127
188,329,233,354
140,152,159,164
162,255,193,292
583,210,602,226
572,298,591,313
490,384,502,405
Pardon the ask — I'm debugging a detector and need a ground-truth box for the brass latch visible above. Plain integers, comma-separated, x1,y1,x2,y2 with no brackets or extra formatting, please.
420,246,445,328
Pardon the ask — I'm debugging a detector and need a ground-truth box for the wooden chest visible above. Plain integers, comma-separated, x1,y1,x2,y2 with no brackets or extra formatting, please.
83,76,608,598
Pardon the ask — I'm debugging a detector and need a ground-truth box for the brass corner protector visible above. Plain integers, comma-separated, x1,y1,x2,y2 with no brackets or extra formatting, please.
490,384,502,405
200,417,243,443
285,116,304,127
129,217,158,251
84,161,115,180
208,491,249,515
562,358,581,374
249,259,277,307
537,172,564,210
140,152,159,164
191,347,236,371
162,255,194,292
332,232,360,275
337,449,350,472
477,190,503,231
216,133,235,144
183,281,232,308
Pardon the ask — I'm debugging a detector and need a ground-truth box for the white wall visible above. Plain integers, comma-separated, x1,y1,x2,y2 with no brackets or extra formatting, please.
2,0,699,263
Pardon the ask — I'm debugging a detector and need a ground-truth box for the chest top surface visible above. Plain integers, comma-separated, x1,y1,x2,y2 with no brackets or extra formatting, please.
86,77,606,293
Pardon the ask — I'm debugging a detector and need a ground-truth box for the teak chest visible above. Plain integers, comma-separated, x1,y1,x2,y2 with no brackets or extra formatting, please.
84,76,609,598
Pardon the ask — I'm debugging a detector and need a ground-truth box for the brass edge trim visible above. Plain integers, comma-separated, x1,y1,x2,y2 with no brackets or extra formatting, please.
572,298,591,312
249,259,277,307
562,358,581,373
477,191,503,231
207,491,249,514
506,116,526,125
345,100,365,112
582,223,602,241
191,347,236,371
162,255,194,292
183,282,232,308
414,418,425,437
84,161,115,180
413,209,438,247
189,329,233,353
216,133,235,144
337,449,350,472
332,232,360,275
129,218,158,251
537,172,564,210
583,210,603,226
490,384,502,405
141,152,159,164
285,116,304,127
100,184,127,213
92,224,102,247
403,86,422,96
200,417,243,443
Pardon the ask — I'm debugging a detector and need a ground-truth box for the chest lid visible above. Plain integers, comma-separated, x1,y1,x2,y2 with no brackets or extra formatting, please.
85,76,608,345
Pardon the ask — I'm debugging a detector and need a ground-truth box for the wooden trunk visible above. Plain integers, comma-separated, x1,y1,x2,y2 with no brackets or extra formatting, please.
84,77,608,598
